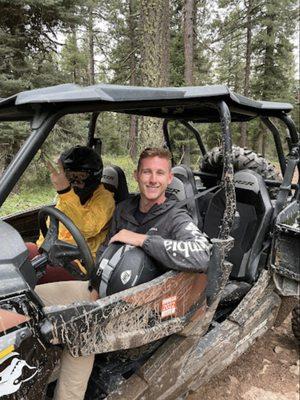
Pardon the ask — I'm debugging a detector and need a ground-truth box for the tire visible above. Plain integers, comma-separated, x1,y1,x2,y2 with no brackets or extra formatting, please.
291,304,300,342
200,146,281,199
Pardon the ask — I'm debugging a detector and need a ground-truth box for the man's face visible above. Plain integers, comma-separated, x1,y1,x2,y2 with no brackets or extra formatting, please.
134,156,173,204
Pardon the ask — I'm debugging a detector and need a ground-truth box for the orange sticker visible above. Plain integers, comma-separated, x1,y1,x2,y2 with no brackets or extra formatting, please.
161,296,177,319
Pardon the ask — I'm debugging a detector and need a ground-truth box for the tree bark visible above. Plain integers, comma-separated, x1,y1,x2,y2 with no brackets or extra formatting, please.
183,0,195,85
88,5,95,85
71,27,78,83
258,9,275,156
161,0,170,86
139,0,170,148
128,0,138,159
240,0,253,148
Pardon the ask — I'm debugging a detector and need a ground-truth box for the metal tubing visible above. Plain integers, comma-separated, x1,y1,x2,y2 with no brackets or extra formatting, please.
180,120,207,156
87,112,100,148
217,101,236,241
162,119,175,166
0,112,61,207
278,113,300,185
279,113,300,147
261,117,286,175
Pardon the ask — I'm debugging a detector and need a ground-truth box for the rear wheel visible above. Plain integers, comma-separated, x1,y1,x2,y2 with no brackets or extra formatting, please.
291,304,300,342
200,146,281,199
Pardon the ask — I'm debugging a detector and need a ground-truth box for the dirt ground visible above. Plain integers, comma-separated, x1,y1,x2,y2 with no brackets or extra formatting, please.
188,316,299,400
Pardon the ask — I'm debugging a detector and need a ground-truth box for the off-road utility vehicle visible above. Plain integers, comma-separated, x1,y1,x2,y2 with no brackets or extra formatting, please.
0,84,299,399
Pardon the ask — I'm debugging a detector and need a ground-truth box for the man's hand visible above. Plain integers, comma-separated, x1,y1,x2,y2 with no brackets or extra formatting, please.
47,159,70,192
90,289,99,301
109,229,147,247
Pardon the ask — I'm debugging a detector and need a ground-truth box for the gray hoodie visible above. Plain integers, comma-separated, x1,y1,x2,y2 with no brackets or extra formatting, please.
91,195,211,289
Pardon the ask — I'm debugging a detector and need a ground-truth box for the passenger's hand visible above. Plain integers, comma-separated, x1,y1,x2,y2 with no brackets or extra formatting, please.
90,289,99,301
47,159,70,192
109,229,147,247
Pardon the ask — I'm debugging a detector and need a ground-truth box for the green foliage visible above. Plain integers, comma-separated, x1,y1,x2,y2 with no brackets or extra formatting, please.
0,0,298,188
0,155,137,217
60,32,90,84
98,112,132,155
0,185,55,217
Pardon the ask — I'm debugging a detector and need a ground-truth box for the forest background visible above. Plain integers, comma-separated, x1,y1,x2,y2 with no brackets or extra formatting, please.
0,0,299,215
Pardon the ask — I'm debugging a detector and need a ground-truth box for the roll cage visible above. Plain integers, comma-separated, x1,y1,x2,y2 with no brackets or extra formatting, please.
0,83,299,228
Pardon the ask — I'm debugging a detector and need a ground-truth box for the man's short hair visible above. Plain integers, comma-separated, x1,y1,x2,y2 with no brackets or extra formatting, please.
137,147,172,171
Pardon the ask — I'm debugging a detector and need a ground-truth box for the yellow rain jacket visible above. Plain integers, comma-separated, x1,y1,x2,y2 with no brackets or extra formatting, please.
37,184,115,259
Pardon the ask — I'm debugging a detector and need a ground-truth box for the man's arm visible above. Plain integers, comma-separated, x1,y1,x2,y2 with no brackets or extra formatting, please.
109,229,146,247
107,209,211,274
142,210,211,273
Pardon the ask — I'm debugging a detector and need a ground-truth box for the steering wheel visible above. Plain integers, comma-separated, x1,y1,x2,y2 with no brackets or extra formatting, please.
38,206,94,280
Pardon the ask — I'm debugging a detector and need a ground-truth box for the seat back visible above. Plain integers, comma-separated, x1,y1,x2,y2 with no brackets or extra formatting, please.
172,165,198,193
203,170,273,282
101,165,129,204
166,165,201,226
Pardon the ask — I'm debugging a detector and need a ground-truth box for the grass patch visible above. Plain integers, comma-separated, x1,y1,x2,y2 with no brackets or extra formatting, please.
0,156,138,217
0,185,55,217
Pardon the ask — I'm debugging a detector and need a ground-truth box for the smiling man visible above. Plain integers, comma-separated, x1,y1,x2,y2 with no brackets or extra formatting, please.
91,147,211,293
36,147,211,400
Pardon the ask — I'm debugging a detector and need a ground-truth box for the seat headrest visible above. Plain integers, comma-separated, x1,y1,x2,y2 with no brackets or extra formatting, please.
166,176,189,201
172,165,190,180
166,174,199,225
234,170,272,211
234,170,262,194
101,165,129,203
172,164,197,192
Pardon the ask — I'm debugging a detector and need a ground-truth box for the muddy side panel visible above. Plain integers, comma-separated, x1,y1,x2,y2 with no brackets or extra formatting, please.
42,272,207,356
107,271,281,400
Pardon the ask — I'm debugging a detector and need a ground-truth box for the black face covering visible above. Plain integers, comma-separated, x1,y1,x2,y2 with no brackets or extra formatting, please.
72,176,101,205
60,146,103,205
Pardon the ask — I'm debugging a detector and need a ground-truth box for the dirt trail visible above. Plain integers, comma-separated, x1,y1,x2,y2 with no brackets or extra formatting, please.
188,317,299,400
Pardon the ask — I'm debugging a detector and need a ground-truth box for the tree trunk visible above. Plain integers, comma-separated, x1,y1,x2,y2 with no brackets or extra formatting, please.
128,0,138,159
183,0,195,85
240,0,253,148
258,6,275,156
139,0,170,148
88,5,95,85
71,27,78,83
161,0,170,86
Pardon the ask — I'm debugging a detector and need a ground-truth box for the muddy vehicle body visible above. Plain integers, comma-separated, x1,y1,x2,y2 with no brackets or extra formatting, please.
0,84,299,399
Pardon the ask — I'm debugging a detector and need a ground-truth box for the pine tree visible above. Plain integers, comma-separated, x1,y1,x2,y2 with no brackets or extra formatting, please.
251,0,297,154
0,0,82,172
139,0,170,148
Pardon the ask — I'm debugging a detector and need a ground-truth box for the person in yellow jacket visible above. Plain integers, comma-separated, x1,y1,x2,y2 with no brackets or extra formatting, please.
27,146,115,283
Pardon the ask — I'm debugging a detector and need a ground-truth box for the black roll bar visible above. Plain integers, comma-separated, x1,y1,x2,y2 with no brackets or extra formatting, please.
179,120,207,156
162,119,175,166
87,112,102,155
260,117,286,176
279,113,299,147
162,119,207,166
0,112,62,207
